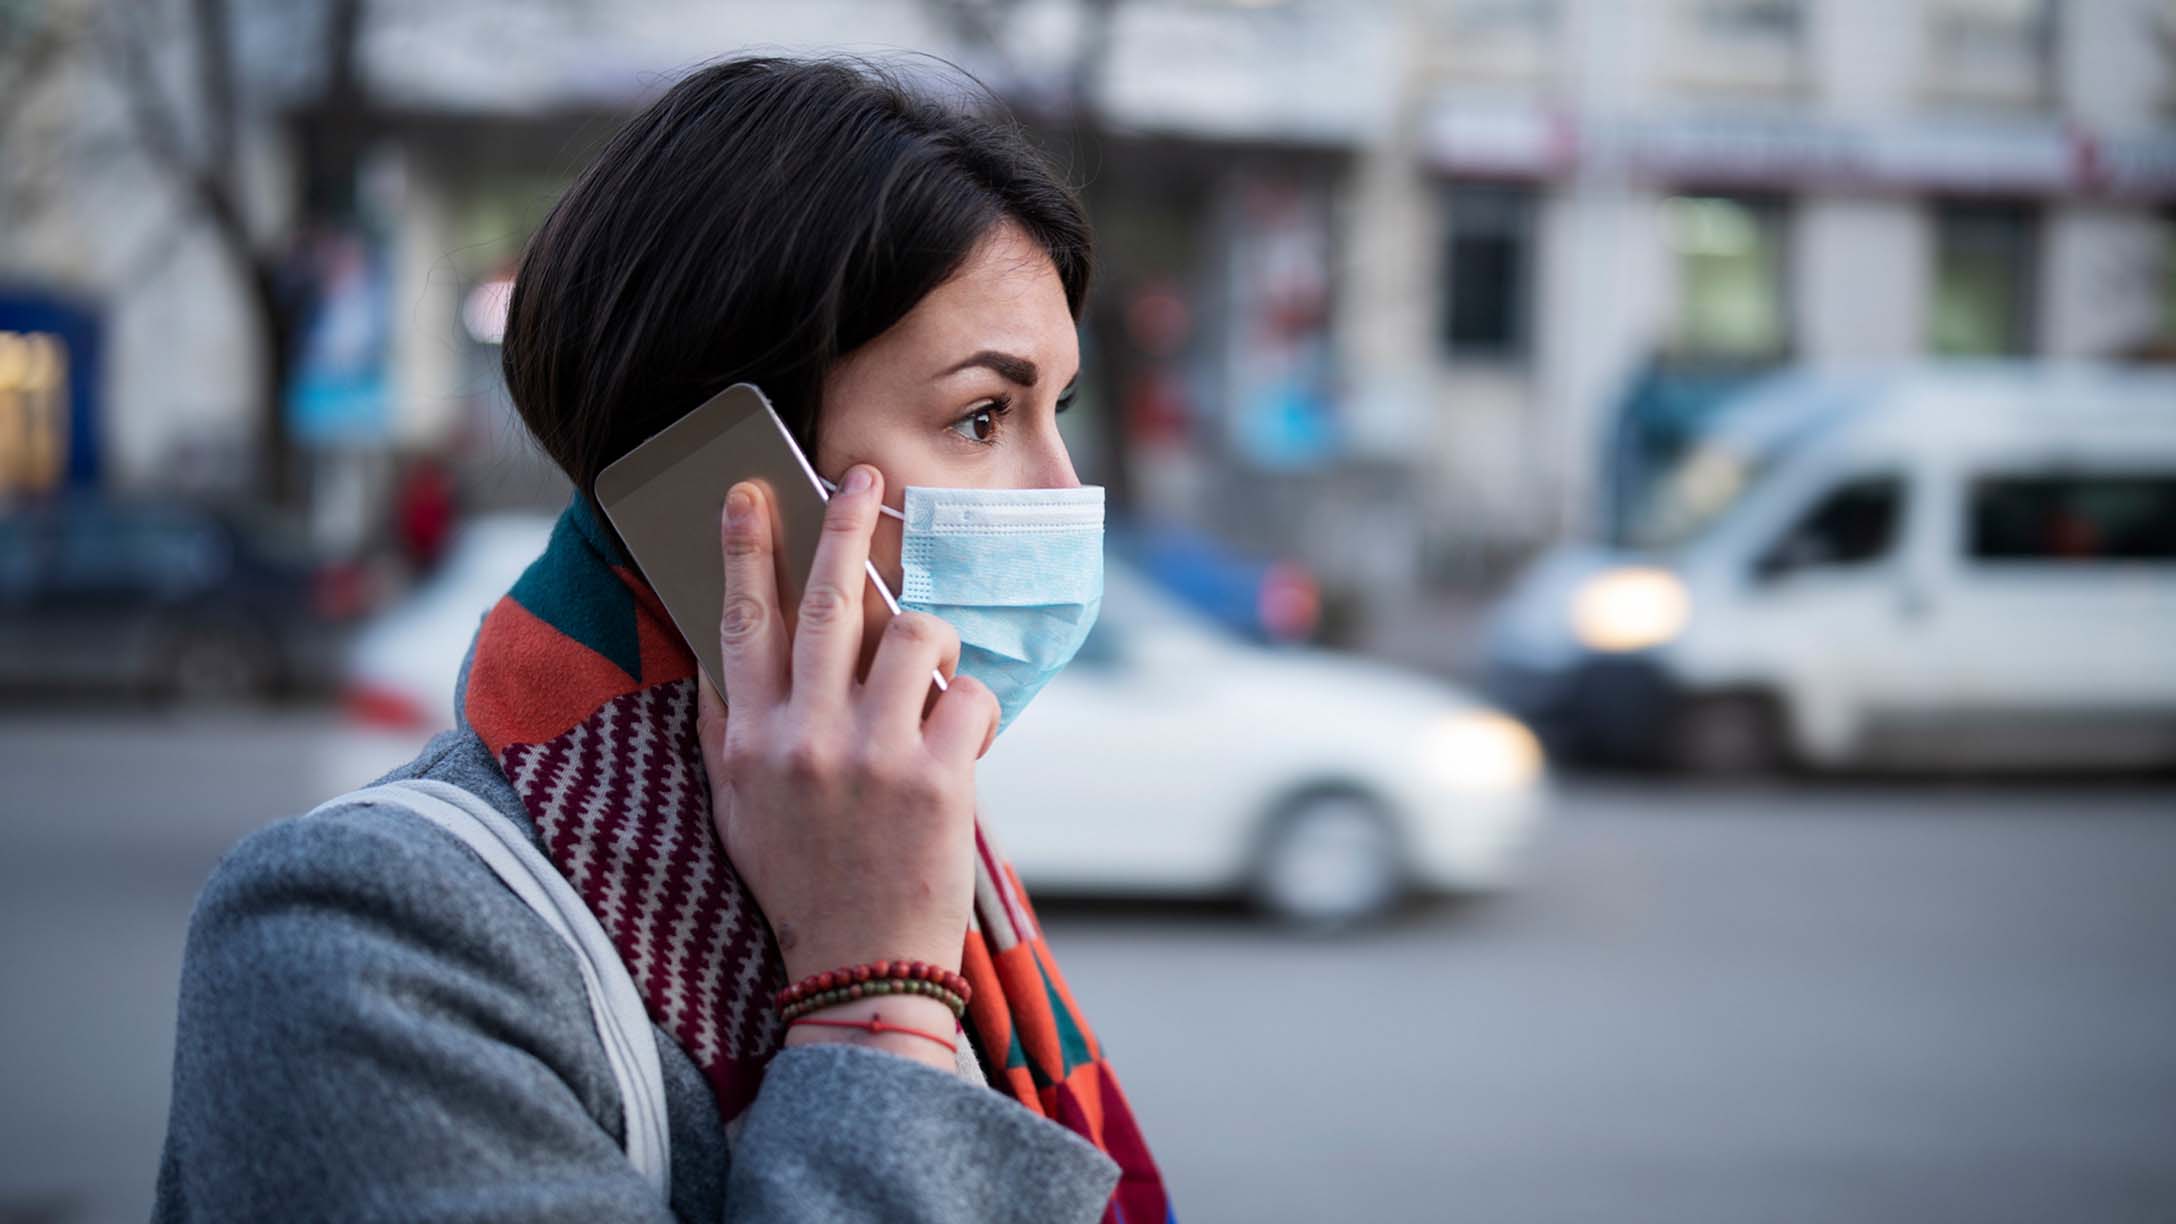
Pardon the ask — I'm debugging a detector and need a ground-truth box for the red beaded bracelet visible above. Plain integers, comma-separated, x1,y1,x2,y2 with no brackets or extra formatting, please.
779,978,967,1024
790,1011,959,1055
775,959,972,1012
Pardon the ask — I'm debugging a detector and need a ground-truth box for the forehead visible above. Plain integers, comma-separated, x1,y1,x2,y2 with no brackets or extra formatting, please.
891,223,1078,375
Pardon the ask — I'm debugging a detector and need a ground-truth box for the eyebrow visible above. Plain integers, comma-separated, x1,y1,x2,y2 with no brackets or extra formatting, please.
938,349,1078,389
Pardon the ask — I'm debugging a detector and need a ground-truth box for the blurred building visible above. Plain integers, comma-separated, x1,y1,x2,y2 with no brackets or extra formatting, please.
1346,0,2176,580
4,0,2173,594
1113,0,2176,590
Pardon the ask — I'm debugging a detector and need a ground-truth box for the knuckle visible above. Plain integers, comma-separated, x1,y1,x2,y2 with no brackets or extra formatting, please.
821,496,871,534
721,733,761,775
889,763,945,807
798,583,852,626
885,612,944,647
719,595,768,645
778,737,837,783
723,518,765,557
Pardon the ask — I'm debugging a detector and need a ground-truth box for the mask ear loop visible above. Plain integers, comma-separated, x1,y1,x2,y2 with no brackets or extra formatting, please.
813,475,945,696
817,475,906,521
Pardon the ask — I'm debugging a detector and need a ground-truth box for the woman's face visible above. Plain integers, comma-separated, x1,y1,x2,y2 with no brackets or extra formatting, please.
815,219,1082,610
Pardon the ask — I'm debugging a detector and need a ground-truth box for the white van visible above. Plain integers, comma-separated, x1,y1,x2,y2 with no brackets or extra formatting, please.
1482,363,2176,773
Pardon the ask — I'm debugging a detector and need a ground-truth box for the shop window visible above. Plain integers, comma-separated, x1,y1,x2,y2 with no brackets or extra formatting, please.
1440,184,1536,360
1970,475,2176,564
1930,202,2038,356
0,330,70,496
1667,195,1791,360
1757,473,1903,579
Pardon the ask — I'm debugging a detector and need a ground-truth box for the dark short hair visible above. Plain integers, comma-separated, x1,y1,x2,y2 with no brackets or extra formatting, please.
501,54,1093,501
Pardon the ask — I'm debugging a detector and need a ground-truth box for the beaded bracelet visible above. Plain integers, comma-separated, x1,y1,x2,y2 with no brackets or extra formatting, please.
779,977,967,1024
775,960,972,1014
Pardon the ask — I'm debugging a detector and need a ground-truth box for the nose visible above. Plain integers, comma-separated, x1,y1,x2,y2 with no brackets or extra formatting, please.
1031,427,1081,490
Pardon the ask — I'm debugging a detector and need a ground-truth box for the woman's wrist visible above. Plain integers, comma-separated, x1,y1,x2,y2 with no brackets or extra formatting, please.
781,993,961,1073
778,936,962,988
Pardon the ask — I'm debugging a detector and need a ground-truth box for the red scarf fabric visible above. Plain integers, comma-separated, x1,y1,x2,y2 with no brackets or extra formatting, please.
463,499,1172,1222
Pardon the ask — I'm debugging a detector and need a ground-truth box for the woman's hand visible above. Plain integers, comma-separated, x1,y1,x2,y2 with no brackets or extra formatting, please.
695,465,1000,1069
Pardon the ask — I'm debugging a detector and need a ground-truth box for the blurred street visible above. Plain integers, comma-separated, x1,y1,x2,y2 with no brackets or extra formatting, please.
4,713,2172,1224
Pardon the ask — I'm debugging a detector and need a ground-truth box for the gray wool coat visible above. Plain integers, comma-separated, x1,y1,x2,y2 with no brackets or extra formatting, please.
152,652,1121,1222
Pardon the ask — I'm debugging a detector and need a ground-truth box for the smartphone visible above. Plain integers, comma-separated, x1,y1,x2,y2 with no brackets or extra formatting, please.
593,382,916,702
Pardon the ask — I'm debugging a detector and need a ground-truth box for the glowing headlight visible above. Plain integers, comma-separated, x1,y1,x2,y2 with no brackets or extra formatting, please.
1425,710,1544,793
1570,567,1689,653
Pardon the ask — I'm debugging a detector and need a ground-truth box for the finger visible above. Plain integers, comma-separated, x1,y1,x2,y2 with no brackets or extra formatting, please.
792,464,880,706
719,481,787,710
696,677,731,802
923,672,1001,766
696,680,744,844
861,612,959,738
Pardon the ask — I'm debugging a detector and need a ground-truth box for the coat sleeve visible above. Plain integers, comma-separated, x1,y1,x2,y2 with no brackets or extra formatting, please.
153,805,1120,1223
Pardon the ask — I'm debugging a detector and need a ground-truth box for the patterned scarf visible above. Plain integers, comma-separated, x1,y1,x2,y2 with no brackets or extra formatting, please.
462,496,1172,1223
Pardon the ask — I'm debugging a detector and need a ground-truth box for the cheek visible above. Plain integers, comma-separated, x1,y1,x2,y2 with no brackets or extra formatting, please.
853,516,906,679
869,514,904,595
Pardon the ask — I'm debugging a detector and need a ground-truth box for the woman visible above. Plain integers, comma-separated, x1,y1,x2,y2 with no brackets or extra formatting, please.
156,55,1172,1222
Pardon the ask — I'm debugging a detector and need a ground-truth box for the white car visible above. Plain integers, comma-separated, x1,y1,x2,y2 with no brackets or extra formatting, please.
982,565,1546,924
345,519,1548,924
342,514,557,730
1484,362,2176,774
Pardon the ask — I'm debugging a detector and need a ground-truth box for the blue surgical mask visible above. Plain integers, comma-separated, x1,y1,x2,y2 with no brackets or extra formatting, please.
825,478,1104,733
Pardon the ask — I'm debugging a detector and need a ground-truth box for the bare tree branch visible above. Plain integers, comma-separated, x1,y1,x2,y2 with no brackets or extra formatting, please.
190,0,237,201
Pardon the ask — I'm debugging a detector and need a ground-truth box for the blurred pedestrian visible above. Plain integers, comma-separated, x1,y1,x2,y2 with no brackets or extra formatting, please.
155,55,1171,1223
393,453,456,573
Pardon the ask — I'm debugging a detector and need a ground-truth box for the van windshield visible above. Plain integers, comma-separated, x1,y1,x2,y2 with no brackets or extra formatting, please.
1617,372,1871,552
1622,443,1775,551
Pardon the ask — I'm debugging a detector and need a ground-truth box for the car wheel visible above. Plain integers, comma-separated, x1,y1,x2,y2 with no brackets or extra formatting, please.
1249,790,1404,928
1666,694,1785,777
163,628,276,706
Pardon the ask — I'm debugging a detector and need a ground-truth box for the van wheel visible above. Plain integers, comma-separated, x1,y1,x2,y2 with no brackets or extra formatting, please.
1248,790,1404,928
1667,694,1785,777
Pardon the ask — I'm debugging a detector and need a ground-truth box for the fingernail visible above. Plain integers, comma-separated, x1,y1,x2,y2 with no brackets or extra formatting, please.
726,484,753,524
844,466,875,495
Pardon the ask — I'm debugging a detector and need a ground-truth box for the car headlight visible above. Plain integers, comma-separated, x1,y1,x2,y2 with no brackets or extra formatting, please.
1570,567,1689,653
1425,710,1544,793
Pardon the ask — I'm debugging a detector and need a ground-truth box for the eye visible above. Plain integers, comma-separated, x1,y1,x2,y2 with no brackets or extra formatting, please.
947,396,1010,445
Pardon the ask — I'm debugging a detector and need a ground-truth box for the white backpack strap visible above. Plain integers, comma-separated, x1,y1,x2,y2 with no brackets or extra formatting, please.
311,778,671,1197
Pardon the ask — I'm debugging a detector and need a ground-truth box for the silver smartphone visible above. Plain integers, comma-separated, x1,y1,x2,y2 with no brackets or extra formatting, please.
593,382,909,702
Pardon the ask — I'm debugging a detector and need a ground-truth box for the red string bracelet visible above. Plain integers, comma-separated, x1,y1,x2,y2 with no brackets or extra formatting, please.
789,1010,959,1055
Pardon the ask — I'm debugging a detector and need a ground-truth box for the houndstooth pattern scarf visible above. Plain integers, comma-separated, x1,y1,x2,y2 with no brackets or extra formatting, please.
462,495,1173,1223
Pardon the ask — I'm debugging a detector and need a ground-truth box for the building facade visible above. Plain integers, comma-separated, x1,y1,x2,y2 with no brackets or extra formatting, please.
5,0,2172,590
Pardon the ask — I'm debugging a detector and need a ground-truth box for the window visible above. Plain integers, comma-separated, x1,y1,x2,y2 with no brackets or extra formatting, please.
1930,202,2039,356
1673,0,1806,91
1757,474,1904,578
1441,184,1536,359
1969,475,2176,564
1690,0,1802,40
0,330,71,497
1668,195,1791,360
1926,0,2053,106
1434,0,1559,80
